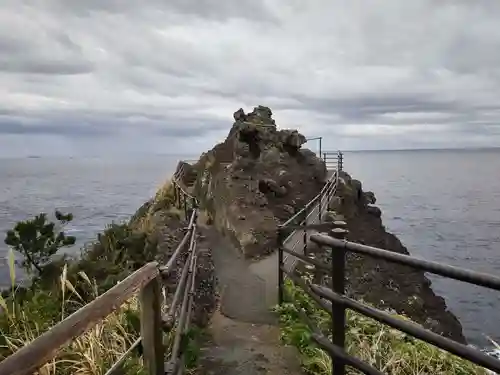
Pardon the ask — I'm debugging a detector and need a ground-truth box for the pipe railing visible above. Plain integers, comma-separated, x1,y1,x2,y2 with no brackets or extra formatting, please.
279,150,343,273
305,136,323,159
0,176,200,375
323,151,343,171
277,169,500,374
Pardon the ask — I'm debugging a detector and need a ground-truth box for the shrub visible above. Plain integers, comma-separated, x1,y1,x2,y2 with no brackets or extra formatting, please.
4,211,75,278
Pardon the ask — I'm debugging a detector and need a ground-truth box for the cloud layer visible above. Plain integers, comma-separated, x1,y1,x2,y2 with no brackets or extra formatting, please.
1,0,500,156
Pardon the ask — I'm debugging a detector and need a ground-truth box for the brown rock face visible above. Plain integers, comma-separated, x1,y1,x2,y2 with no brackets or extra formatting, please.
191,106,327,257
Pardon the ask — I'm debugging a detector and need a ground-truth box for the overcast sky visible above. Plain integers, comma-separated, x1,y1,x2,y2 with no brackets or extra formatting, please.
1,0,500,157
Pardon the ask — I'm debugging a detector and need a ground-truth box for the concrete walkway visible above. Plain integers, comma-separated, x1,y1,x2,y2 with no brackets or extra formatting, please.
196,224,303,375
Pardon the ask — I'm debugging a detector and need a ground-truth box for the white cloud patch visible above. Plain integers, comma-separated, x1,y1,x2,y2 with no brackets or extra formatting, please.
1,0,500,156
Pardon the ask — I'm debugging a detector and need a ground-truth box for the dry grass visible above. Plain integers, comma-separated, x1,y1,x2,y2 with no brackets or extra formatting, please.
131,179,183,234
0,250,145,375
155,180,174,202
276,278,490,375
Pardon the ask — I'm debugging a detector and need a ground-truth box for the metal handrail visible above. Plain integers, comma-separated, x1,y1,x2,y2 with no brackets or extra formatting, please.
279,150,343,274
280,169,338,228
300,234,500,374
277,148,500,374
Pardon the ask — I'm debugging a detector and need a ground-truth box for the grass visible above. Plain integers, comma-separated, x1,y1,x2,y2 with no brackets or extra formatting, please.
275,278,490,375
0,250,146,375
150,180,176,214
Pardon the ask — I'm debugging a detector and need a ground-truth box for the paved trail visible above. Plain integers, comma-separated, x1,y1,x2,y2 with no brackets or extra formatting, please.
196,224,303,375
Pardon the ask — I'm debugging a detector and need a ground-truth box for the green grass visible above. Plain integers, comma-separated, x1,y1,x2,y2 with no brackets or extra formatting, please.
275,279,489,375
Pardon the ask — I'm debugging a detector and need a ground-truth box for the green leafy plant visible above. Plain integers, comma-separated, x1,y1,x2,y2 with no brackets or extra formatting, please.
4,211,75,277
275,279,490,375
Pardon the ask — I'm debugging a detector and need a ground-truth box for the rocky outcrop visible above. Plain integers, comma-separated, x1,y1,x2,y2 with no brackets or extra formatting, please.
189,106,327,257
324,171,467,343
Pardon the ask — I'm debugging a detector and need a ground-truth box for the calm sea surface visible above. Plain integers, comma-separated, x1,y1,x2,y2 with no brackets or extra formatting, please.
0,149,499,347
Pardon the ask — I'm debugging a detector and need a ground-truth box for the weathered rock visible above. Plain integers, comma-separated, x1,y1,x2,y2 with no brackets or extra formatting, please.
351,179,363,202
191,106,326,257
366,205,382,217
280,130,306,152
245,105,275,125
364,191,376,204
283,204,295,215
258,178,287,197
233,108,246,122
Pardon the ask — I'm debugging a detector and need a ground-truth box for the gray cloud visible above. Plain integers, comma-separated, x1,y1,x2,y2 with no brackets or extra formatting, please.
1,0,500,157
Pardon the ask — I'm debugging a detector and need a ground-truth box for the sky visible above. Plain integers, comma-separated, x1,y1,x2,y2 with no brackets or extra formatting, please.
1,0,500,157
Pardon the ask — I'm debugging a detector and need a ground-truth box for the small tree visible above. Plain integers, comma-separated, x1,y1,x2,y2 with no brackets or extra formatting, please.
4,210,76,276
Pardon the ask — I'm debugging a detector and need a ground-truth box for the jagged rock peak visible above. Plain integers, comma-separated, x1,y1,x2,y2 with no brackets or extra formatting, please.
233,106,275,126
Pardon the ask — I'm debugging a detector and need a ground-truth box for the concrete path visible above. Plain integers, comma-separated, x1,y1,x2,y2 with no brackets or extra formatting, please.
200,225,276,325
196,223,303,375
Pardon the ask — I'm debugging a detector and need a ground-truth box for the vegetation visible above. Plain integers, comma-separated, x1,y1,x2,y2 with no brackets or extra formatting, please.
0,253,146,375
275,279,489,375
5,211,75,278
0,182,203,374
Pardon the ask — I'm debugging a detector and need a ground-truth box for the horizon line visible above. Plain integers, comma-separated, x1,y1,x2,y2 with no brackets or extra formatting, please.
342,146,500,152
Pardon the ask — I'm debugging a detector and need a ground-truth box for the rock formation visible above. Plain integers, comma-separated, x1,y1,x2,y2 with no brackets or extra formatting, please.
189,106,326,257
324,171,467,342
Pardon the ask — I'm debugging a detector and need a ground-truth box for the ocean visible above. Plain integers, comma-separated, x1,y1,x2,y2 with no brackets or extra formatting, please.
0,149,499,347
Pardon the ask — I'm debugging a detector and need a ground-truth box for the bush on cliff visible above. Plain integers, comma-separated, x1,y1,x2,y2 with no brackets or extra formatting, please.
276,279,489,375
4,210,75,279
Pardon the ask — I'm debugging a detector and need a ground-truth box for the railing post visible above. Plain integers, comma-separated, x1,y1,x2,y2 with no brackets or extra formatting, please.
319,186,323,223
332,171,338,201
319,137,322,159
175,184,180,209
140,276,164,375
303,206,308,256
277,227,285,305
183,194,187,219
173,183,177,207
323,152,327,166
330,227,348,375
191,197,198,216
